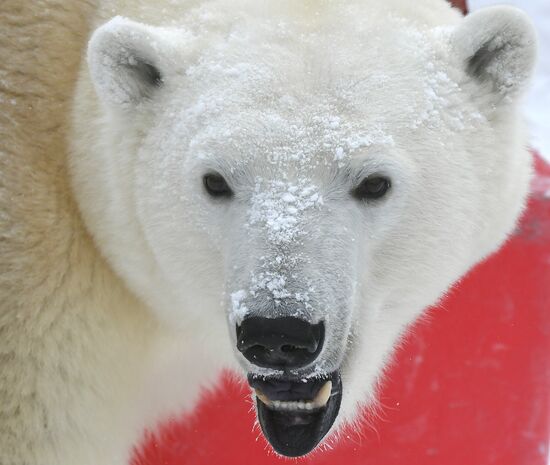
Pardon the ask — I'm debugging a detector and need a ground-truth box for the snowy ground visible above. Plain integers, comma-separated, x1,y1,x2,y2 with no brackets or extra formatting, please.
469,0,550,162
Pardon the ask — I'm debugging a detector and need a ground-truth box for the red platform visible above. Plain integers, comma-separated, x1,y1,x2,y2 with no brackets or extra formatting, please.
132,154,550,465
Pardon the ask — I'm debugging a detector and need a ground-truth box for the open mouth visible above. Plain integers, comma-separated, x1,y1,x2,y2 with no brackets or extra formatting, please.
248,371,342,457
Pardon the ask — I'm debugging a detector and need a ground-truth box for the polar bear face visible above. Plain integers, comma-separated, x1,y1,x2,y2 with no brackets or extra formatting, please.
73,4,535,457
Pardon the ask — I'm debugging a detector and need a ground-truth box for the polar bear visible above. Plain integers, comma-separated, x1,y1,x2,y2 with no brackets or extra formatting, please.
0,0,536,463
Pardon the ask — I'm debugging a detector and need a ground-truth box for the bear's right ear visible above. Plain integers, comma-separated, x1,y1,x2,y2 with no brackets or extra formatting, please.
87,17,173,107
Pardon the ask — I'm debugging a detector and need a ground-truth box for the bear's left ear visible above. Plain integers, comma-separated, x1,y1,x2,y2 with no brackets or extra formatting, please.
87,16,176,108
451,6,537,103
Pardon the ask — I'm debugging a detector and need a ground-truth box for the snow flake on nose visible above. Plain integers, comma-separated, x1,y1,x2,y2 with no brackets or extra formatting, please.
251,272,292,300
248,179,323,244
231,289,249,321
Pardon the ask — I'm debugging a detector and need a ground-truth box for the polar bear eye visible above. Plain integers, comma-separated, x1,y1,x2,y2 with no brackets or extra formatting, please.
352,176,391,201
203,173,233,199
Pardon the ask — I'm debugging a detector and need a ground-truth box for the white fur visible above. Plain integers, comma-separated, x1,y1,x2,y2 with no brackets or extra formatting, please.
1,0,536,463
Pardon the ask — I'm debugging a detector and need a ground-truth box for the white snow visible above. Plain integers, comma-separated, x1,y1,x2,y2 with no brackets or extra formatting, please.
247,179,324,245
469,0,550,162
243,179,323,307
230,289,249,320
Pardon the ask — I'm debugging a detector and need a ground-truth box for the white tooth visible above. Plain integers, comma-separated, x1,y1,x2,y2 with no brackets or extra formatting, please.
305,402,313,410
313,381,332,408
255,389,272,407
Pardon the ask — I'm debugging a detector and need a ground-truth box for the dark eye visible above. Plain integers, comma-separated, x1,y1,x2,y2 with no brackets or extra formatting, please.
203,173,233,198
352,176,391,201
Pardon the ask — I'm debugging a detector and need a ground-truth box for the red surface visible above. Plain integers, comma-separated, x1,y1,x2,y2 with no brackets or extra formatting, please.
132,156,550,465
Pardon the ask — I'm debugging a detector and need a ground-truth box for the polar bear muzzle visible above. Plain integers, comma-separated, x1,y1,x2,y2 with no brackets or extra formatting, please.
237,318,341,456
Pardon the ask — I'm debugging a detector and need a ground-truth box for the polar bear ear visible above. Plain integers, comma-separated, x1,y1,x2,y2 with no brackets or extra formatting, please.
87,17,172,107
451,6,537,102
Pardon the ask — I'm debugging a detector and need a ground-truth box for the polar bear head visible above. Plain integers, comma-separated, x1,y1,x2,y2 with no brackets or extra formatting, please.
72,2,536,457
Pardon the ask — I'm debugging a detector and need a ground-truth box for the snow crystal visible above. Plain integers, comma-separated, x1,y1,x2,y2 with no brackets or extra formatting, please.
247,179,323,245
234,177,326,310
250,271,292,301
231,290,249,320
406,26,487,131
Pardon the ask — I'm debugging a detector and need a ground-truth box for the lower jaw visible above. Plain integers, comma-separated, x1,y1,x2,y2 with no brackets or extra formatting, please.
255,371,342,457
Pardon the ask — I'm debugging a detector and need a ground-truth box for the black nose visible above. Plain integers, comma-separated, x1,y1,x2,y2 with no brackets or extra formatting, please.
236,317,324,369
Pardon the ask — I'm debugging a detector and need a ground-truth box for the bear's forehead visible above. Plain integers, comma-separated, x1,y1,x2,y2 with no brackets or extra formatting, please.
179,12,448,107
173,53,405,170
152,15,482,177
166,22,462,144
177,91,397,179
